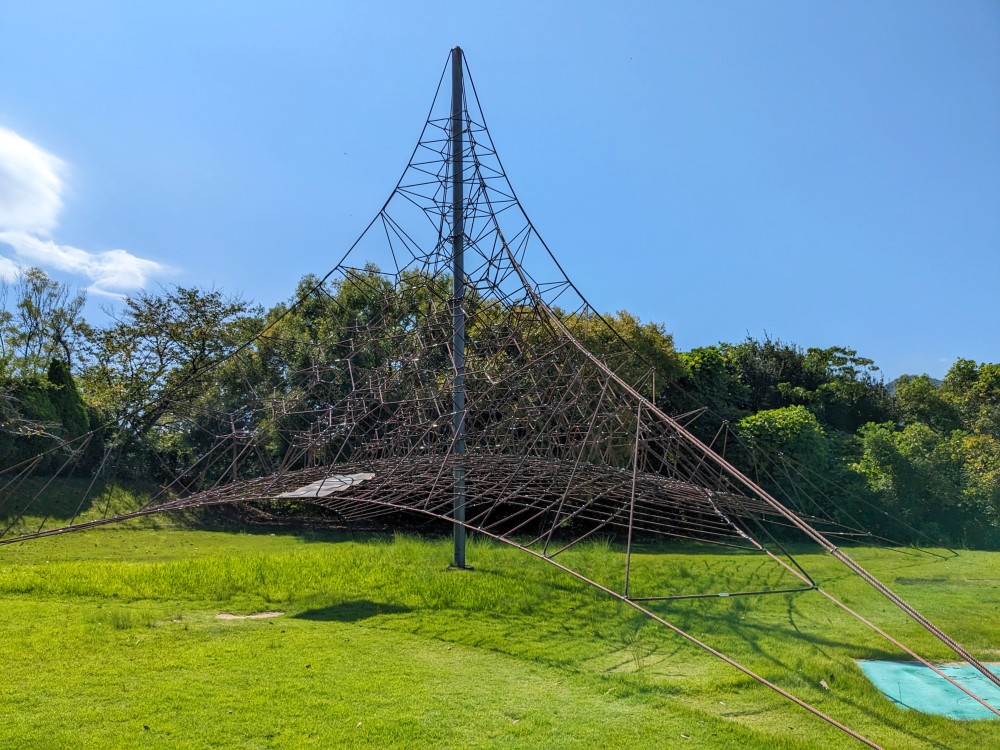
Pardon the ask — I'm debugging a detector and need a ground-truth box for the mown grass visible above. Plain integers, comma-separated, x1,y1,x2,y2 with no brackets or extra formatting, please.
0,529,998,749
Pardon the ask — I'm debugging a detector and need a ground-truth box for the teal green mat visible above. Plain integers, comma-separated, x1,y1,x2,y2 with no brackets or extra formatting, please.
858,660,1000,719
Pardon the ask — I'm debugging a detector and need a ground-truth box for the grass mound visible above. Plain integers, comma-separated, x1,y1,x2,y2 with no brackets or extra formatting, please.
0,477,191,535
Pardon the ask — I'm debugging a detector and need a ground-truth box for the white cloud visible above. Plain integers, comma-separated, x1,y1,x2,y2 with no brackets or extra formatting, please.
0,230,167,297
0,127,63,235
0,254,18,281
0,126,169,294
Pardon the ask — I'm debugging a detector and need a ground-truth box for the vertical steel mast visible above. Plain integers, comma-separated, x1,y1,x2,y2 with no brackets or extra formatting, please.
450,47,468,569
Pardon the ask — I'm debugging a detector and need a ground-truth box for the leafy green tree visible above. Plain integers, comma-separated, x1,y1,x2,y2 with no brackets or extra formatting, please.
80,285,260,451
0,268,88,376
791,347,892,433
0,280,11,376
178,265,443,477
853,422,1000,545
45,359,90,440
0,361,100,474
737,405,828,470
562,310,685,392
718,338,891,433
957,433,1000,534
655,345,750,444
732,405,830,518
894,374,961,433
720,337,817,413
942,359,1000,438
0,374,61,471
0,270,93,474
677,346,749,417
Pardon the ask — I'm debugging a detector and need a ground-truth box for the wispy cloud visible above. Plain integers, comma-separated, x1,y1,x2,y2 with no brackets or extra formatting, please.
0,127,169,295
0,254,18,281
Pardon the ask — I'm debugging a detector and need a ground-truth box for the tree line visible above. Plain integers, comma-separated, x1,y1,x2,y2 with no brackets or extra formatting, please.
1,267,997,547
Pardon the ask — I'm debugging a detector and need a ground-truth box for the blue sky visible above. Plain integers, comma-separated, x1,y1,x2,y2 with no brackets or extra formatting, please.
0,1,997,379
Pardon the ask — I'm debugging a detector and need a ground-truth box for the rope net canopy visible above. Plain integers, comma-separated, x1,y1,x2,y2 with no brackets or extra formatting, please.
1,48,996,747
3,50,796,558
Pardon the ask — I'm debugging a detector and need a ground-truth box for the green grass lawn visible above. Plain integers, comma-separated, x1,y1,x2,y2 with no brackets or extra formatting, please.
0,528,998,749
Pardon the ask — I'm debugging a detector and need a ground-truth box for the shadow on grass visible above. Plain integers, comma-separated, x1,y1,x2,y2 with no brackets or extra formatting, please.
655,602,964,750
0,477,151,522
294,600,411,622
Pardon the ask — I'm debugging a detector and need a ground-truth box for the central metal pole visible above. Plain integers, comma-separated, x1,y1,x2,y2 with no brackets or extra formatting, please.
450,46,468,569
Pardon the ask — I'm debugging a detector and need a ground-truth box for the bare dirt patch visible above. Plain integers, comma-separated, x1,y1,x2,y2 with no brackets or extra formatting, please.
216,611,285,620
